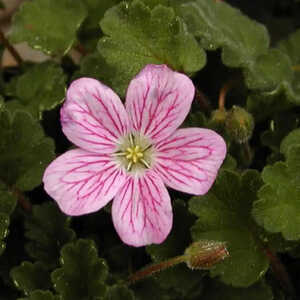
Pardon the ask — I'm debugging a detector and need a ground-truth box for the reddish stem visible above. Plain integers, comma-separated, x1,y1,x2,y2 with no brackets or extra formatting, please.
218,79,236,110
13,188,32,213
195,88,212,112
128,255,185,284
0,29,23,66
264,247,295,297
75,43,88,56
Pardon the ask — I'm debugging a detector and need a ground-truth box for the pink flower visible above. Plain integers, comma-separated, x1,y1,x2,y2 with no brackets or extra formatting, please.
43,64,226,247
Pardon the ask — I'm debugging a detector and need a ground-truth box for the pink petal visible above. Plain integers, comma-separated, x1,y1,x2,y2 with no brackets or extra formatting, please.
125,64,195,143
61,78,130,153
154,128,226,195
43,149,126,216
112,170,173,246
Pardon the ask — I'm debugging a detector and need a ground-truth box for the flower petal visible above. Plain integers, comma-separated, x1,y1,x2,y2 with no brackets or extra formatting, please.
43,149,126,216
61,78,130,153
112,170,172,246
125,64,195,143
154,128,226,195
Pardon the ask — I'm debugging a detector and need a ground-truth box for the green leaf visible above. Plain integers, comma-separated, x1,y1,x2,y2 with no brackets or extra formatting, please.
280,128,300,157
10,262,51,295
253,145,300,240
202,280,273,300
79,0,121,50
133,278,171,300
244,49,293,92
0,182,17,216
276,29,300,103
51,239,108,300
6,62,66,119
189,170,269,287
247,29,300,120
104,285,134,300
9,0,87,56
18,290,59,300
0,1,5,9
0,213,9,256
98,0,206,96
0,110,55,191
179,0,269,68
76,51,117,90
25,202,75,268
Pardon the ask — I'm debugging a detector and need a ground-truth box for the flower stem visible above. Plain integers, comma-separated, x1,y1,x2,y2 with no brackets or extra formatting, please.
0,29,23,66
13,188,32,213
128,255,186,284
264,247,296,297
195,88,212,112
75,43,88,56
218,79,236,110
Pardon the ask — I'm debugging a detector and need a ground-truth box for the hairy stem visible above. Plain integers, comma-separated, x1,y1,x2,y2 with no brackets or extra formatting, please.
128,255,186,284
195,88,212,112
13,188,32,213
0,29,23,66
264,247,295,297
218,79,236,110
75,43,88,56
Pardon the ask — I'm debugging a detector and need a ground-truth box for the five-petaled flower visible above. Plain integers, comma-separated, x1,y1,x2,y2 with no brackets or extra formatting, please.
43,64,226,246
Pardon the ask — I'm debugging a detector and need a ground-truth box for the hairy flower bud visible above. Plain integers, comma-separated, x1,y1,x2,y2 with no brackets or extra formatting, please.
225,106,254,143
184,240,229,270
209,109,227,131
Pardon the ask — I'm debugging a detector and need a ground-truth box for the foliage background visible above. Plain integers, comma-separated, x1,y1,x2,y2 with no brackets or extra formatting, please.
1,0,300,299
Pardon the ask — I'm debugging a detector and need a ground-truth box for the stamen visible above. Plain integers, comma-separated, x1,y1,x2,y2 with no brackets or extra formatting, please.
142,144,152,152
129,133,134,147
140,158,150,169
127,161,133,171
111,151,127,157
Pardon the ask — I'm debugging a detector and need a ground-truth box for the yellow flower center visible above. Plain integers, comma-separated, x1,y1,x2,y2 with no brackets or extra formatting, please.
113,133,153,172
126,145,144,164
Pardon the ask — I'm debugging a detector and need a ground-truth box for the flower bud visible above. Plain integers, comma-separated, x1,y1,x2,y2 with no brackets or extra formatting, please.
209,109,227,131
184,240,229,270
225,106,254,143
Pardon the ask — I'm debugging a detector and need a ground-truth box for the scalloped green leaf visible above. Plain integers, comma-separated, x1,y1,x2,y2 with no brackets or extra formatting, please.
0,213,9,256
202,280,273,300
0,110,55,191
75,51,117,91
104,285,135,300
179,0,269,68
51,239,108,300
79,0,121,50
9,0,87,56
276,29,300,103
247,29,300,120
10,262,51,295
19,290,59,300
280,128,300,157
6,62,66,119
189,170,269,287
25,202,75,268
244,49,293,92
98,0,206,96
0,183,17,255
253,145,300,240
